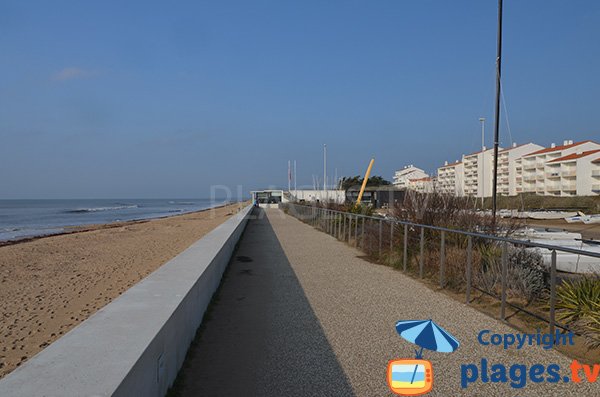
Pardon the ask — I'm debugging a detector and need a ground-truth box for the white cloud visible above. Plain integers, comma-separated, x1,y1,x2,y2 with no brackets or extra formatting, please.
52,67,99,81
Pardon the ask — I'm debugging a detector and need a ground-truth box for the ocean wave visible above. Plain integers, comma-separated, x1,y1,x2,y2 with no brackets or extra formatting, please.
65,205,139,214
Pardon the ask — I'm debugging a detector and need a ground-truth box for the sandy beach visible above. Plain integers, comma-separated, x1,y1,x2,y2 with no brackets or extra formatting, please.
0,202,242,379
524,218,600,240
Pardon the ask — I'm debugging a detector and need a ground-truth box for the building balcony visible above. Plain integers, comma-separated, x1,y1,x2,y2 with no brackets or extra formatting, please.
562,170,576,177
593,184,600,193
592,170,600,177
547,184,561,192
546,172,560,179
562,184,576,191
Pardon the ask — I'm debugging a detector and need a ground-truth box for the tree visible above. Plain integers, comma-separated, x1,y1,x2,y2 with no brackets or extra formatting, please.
338,175,391,190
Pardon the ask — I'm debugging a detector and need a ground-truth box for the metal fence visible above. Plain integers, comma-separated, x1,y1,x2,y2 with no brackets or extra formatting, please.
280,202,600,338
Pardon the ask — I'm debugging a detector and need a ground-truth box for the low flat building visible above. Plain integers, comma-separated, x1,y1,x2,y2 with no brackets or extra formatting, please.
290,189,345,204
345,186,405,209
251,190,286,208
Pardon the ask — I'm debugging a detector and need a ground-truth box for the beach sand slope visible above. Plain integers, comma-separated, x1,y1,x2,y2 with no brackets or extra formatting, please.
0,203,241,378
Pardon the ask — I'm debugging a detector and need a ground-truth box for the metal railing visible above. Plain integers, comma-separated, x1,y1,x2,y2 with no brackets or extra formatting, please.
280,202,600,339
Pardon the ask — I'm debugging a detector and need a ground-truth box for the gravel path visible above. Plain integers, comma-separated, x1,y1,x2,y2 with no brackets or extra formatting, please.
178,208,599,396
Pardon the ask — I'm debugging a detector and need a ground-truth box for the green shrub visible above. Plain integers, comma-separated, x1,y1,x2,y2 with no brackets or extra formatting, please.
556,276,600,349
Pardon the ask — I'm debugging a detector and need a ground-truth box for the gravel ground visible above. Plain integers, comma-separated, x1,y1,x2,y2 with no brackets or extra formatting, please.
177,208,600,396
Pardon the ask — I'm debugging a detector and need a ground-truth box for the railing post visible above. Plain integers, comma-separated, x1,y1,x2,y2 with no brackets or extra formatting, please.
403,224,408,272
338,213,341,239
361,217,365,249
354,215,358,247
419,227,425,278
378,219,383,258
440,231,446,288
466,236,473,304
342,214,346,241
347,214,351,242
389,221,394,259
500,242,508,321
549,250,557,340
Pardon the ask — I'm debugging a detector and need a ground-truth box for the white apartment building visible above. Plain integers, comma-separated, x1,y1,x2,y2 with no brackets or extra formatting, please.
521,140,600,196
437,160,464,196
543,149,600,196
407,177,435,193
463,147,498,198
393,165,429,188
498,142,544,196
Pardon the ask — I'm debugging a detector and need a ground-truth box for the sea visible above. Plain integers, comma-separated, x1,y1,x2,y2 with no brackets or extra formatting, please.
0,199,230,242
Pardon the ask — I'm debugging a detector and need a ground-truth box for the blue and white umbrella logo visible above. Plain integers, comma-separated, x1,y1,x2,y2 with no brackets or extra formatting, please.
395,319,460,359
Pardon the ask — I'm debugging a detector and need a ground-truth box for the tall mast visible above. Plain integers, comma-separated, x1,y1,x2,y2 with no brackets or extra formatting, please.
492,0,503,228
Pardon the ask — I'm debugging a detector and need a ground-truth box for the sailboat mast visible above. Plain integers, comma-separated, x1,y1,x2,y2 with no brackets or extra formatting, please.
492,0,503,227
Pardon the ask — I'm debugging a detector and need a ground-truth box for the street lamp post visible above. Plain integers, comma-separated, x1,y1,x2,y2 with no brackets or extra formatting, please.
479,117,486,208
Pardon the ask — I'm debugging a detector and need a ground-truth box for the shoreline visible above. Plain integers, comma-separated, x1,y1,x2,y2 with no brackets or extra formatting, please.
0,202,244,379
0,201,238,248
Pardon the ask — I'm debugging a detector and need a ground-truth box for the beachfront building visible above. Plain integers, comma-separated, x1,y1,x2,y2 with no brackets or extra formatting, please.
543,149,600,196
498,142,544,196
521,140,600,196
436,160,464,196
251,189,286,208
291,189,345,204
463,147,498,198
392,165,429,188
407,177,435,193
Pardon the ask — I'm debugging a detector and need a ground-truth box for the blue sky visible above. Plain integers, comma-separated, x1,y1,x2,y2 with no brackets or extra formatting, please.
1,1,599,198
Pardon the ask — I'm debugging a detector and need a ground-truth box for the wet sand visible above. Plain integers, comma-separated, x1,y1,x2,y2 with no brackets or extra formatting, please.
0,202,243,378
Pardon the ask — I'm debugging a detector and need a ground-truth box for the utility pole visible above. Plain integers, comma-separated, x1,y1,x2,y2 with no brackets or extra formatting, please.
479,117,486,208
288,160,291,193
492,0,503,228
294,160,297,195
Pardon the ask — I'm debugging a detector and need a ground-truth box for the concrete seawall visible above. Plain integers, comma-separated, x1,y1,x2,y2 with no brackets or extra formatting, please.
0,205,254,397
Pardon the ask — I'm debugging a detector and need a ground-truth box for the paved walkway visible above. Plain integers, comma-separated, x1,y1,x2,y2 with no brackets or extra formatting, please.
177,208,598,396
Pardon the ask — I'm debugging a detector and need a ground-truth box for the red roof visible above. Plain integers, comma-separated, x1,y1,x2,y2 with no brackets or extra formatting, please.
593,158,600,164
524,140,594,157
548,149,600,163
